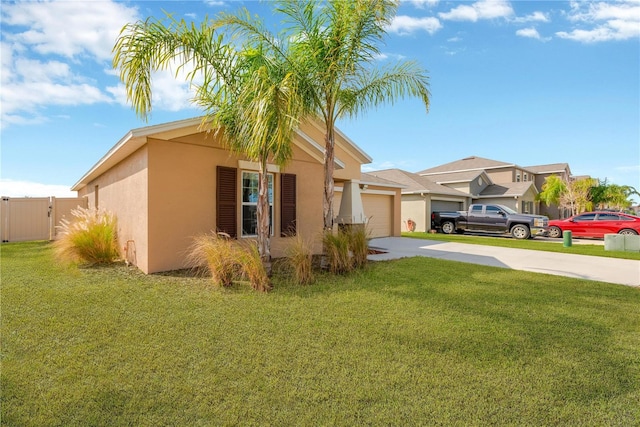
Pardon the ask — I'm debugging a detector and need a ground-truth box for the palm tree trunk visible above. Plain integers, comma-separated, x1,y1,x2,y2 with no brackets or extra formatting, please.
323,125,335,231
257,160,271,275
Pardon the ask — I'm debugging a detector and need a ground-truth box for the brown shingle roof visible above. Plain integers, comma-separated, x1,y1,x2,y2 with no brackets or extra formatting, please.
524,163,570,174
477,182,537,197
367,169,469,197
417,156,514,175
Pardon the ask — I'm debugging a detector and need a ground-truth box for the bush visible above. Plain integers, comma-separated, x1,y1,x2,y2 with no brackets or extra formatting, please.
284,234,314,285
188,232,270,292
187,233,239,287
236,241,271,292
53,207,120,265
346,225,369,269
322,229,352,274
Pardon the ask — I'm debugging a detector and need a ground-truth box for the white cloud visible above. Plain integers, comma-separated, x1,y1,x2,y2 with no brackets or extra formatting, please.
439,0,514,22
557,0,640,42
516,27,550,41
1,1,201,127
388,15,442,35
513,11,550,23
406,0,439,9
1,0,139,60
0,179,76,198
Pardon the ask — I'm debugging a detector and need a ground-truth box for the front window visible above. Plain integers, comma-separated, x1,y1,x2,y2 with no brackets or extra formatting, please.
241,171,273,237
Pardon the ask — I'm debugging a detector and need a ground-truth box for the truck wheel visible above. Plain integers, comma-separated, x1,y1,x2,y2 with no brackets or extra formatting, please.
511,224,530,240
441,221,455,234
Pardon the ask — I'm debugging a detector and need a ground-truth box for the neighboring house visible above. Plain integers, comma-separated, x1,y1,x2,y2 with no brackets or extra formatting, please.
71,117,402,274
524,163,572,219
365,169,470,232
416,156,582,218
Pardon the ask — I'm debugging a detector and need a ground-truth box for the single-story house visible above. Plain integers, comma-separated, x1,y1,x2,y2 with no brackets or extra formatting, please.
365,169,470,232
72,117,402,273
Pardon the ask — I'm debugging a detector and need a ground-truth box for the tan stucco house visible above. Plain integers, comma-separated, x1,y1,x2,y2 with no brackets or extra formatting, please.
72,117,402,274
365,169,470,232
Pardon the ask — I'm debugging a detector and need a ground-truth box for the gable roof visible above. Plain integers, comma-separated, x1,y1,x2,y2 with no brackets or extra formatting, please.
366,169,469,197
417,156,516,175
524,163,570,175
72,117,368,191
476,181,537,198
425,170,493,185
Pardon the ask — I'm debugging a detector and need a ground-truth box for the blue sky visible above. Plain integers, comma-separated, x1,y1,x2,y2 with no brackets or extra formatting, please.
1,0,639,203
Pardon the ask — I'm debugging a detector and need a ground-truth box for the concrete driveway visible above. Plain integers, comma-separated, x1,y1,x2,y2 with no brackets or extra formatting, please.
368,237,640,288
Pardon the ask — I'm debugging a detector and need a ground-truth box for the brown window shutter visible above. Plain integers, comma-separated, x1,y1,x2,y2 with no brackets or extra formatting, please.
280,173,296,236
217,166,237,238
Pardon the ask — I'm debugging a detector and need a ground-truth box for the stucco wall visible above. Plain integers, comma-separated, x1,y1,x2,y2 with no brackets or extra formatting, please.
80,146,150,272
487,169,513,184
145,133,326,273
402,195,428,232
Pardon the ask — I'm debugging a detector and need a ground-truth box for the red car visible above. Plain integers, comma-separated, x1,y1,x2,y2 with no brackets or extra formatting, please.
548,211,640,239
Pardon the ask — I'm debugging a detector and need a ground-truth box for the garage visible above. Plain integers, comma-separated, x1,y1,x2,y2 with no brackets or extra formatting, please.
362,193,393,238
431,200,463,214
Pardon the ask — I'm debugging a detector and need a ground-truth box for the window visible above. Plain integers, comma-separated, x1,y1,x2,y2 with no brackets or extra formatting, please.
597,213,621,221
574,213,596,222
241,171,273,237
486,205,502,215
522,201,534,214
471,205,483,213
516,172,521,182
523,173,528,182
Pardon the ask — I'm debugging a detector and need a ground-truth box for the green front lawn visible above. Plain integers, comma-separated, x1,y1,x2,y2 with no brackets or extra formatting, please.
402,231,640,260
2,242,639,425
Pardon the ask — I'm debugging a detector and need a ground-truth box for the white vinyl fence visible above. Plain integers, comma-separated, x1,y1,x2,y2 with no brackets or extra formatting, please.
1,197,87,242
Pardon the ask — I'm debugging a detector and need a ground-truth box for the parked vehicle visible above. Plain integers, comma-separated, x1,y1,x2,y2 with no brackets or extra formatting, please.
548,212,640,239
431,204,549,239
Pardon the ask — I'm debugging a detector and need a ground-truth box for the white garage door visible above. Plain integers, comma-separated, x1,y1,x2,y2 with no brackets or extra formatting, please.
362,193,392,238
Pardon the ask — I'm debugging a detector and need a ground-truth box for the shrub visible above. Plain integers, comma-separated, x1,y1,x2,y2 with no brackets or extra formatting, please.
187,233,239,287
53,207,120,265
236,241,271,292
188,233,270,292
322,229,352,274
346,225,369,269
284,234,314,285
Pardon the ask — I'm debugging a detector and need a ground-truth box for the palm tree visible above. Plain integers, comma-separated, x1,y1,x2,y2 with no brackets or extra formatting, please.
218,0,431,230
113,14,308,272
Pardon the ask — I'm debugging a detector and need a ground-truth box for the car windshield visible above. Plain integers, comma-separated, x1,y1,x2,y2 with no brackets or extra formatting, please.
496,205,517,214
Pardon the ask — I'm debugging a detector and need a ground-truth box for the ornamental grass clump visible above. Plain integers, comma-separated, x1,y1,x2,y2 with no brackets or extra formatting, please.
187,233,239,287
284,233,314,285
322,229,352,274
53,207,120,265
188,233,270,292
346,224,369,269
236,241,271,292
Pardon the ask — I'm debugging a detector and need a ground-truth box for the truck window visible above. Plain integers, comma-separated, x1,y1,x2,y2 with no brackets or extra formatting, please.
486,206,501,214
470,205,483,213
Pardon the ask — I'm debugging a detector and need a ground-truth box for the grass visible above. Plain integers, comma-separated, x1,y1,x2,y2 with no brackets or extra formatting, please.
2,241,640,425
402,231,640,260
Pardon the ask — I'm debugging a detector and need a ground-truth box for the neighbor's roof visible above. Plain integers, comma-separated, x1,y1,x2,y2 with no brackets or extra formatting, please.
524,163,570,175
417,156,516,175
425,170,493,185
72,116,371,191
360,172,406,189
476,181,538,198
366,169,469,197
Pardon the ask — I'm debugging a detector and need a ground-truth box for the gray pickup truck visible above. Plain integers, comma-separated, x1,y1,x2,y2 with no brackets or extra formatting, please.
431,204,549,239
